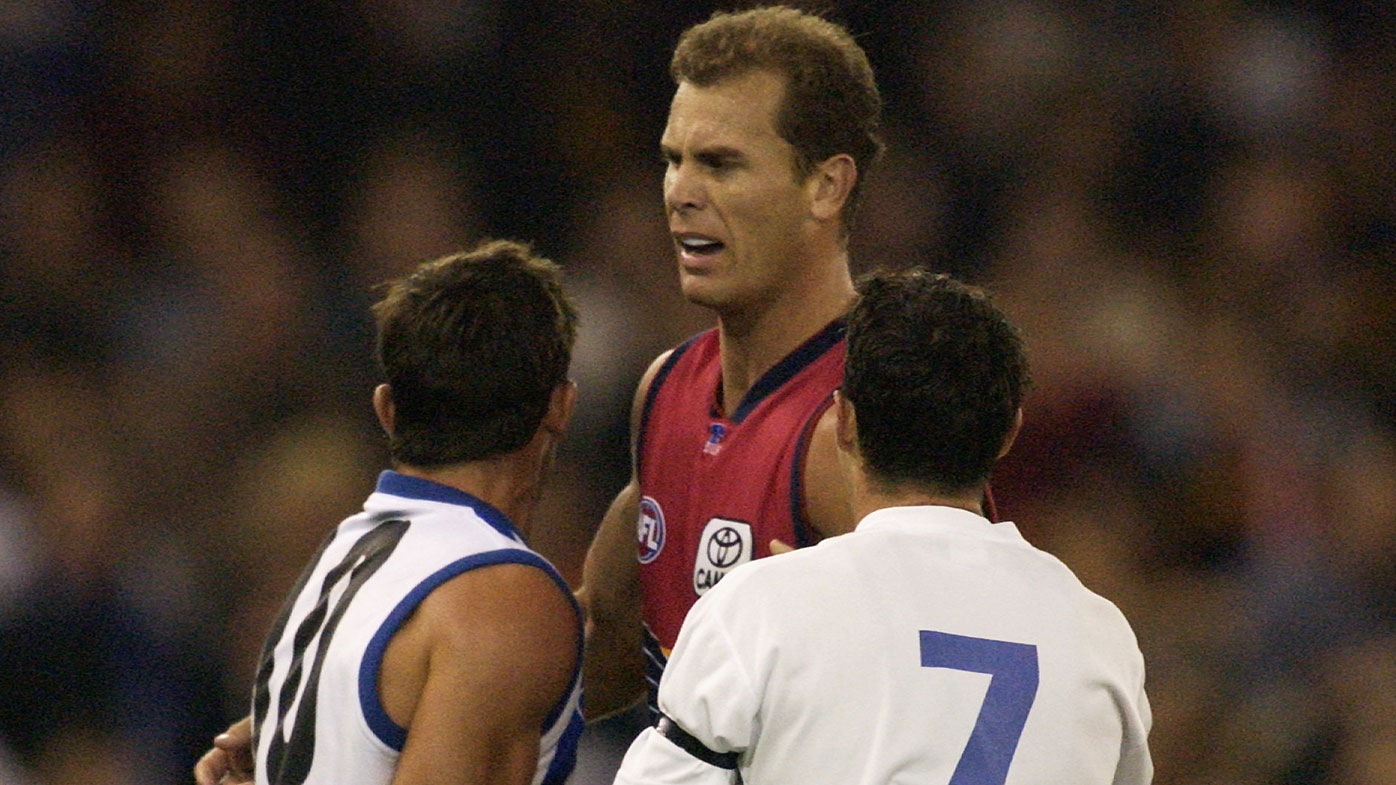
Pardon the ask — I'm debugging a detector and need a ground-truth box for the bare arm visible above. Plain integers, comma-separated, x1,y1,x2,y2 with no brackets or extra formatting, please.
578,480,644,720
195,566,578,785
576,351,672,720
389,563,579,785
799,405,857,540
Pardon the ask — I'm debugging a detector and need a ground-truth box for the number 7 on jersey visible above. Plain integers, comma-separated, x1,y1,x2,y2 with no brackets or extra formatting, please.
919,630,1039,785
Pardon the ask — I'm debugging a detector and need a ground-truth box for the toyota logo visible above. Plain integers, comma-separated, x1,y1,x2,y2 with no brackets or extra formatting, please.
706,525,745,567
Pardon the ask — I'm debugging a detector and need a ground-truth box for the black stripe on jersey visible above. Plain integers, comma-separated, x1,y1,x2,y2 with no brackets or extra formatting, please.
788,392,836,548
252,524,343,759
727,319,844,424
256,518,410,785
636,334,700,478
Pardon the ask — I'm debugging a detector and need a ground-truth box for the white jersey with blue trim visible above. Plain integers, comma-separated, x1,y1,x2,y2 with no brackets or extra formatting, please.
615,505,1151,785
252,470,583,785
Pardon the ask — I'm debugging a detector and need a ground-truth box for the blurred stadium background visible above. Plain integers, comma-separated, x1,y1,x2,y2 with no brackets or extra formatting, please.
1,1,1393,783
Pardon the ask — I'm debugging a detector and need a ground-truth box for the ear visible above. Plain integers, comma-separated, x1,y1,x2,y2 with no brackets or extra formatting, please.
808,153,857,223
834,389,858,456
542,380,578,437
373,383,395,437
998,408,1023,459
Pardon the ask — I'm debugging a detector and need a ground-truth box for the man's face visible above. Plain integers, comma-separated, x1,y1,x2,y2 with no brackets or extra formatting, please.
660,69,814,314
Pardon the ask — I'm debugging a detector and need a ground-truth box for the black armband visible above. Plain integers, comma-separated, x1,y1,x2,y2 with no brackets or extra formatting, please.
655,713,740,770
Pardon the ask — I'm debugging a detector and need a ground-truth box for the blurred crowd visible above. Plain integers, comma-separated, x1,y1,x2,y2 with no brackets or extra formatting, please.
0,1,1392,783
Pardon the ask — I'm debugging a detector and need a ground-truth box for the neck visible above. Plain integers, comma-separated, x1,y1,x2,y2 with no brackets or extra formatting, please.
851,473,985,524
393,451,545,540
716,247,853,412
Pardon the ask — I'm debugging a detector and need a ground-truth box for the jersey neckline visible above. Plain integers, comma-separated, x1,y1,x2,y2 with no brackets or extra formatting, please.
719,318,846,424
373,470,523,543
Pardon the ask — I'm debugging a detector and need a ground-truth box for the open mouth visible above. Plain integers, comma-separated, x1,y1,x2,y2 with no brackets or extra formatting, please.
677,235,725,257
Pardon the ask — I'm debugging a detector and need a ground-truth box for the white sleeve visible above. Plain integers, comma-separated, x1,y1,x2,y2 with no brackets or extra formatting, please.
656,578,762,753
612,582,761,784
1113,675,1154,785
613,728,736,785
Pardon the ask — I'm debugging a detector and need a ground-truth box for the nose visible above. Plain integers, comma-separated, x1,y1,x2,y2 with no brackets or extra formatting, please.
664,160,705,215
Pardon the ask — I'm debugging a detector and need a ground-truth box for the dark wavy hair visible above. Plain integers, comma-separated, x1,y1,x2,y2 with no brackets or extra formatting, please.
843,269,1028,492
372,239,578,467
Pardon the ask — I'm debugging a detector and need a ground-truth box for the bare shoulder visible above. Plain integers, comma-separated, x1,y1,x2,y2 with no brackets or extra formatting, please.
386,562,580,785
631,348,675,428
639,348,677,388
420,562,579,662
401,560,579,726
801,405,857,539
424,563,577,717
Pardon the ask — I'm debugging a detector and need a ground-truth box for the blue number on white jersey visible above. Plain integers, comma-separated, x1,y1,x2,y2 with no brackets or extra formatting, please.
919,630,1039,785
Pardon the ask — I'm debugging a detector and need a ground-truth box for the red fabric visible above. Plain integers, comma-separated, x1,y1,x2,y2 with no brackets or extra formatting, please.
636,325,846,652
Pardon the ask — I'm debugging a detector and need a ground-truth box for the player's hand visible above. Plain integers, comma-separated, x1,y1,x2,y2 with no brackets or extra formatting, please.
769,539,794,555
194,716,254,785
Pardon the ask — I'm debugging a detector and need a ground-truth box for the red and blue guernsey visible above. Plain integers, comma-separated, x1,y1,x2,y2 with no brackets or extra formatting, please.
635,320,846,713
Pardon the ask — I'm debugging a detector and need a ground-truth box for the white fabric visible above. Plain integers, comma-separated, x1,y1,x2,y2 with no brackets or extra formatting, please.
253,475,581,785
614,729,736,785
615,505,1152,785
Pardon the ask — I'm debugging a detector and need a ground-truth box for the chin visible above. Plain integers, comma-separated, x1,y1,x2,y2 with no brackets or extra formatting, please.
682,275,776,326
678,274,725,310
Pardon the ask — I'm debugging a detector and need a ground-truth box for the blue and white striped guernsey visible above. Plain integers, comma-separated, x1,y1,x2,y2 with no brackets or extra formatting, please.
252,471,583,785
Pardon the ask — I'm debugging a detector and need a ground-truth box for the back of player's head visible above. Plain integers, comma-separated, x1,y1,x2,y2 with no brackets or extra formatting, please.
670,5,883,225
372,239,578,467
843,269,1028,493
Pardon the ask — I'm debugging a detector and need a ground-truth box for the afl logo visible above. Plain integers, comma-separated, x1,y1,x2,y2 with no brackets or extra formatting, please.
637,496,665,564
693,517,753,596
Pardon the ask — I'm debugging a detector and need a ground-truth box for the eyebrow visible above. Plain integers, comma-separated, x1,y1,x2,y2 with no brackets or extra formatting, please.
661,144,746,164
